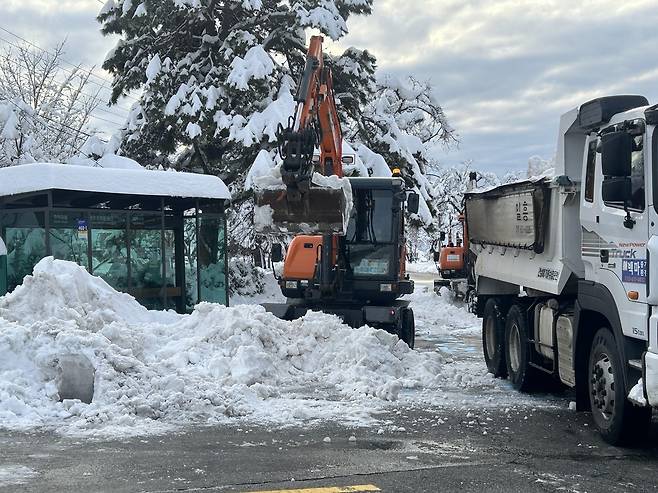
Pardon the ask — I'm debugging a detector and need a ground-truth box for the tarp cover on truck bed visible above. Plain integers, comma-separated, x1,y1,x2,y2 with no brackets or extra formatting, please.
465,178,551,253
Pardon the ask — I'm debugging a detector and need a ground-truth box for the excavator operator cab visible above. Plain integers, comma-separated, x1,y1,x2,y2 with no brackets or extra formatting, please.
340,177,414,302
278,177,415,303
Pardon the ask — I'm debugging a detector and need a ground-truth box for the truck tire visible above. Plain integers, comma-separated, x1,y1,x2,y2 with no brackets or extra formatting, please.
505,304,537,392
482,299,507,378
400,309,415,349
588,327,651,446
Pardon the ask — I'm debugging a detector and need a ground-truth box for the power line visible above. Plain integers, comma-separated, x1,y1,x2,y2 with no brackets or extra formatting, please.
0,25,141,104
0,24,116,89
0,43,131,128
88,113,126,127
4,98,93,138
0,35,133,120
0,32,135,111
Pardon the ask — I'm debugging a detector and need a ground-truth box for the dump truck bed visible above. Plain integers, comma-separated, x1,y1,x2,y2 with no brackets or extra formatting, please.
465,176,584,296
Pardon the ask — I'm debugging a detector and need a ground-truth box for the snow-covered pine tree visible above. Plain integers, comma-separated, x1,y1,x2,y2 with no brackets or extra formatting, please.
98,0,374,192
98,0,457,265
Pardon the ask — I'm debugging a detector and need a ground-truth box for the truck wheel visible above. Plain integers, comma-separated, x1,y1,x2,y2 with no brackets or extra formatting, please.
400,309,415,349
482,299,507,378
505,304,537,392
588,327,651,446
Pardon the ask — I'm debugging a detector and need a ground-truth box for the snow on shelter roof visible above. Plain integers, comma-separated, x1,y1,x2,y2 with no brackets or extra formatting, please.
0,163,231,201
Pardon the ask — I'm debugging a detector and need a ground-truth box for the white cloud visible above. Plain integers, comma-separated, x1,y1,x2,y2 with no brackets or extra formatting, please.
3,0,658,174
330,0,658,173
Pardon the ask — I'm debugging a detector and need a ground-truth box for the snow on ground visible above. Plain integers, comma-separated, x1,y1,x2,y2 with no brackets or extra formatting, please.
403,283,565,412
0,465,37,487
0,260,556,438
405,284,480,339
407,260,438,274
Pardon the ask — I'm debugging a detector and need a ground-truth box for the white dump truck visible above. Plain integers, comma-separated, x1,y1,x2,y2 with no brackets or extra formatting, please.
466,95,658,445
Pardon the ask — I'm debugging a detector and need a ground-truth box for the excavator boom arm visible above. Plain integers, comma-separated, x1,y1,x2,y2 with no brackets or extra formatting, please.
255,35,348,235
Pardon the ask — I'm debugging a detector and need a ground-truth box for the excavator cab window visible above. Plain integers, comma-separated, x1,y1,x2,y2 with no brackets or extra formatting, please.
346,189,393,243
345,189,396,277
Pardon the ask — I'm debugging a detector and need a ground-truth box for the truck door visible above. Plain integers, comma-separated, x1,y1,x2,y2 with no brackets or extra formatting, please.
581,119,649,341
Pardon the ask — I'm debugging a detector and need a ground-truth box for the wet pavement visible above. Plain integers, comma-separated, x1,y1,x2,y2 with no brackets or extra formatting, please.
4,403,658,492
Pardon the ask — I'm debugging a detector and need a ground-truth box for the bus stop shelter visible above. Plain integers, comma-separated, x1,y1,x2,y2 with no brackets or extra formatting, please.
0,163,231,312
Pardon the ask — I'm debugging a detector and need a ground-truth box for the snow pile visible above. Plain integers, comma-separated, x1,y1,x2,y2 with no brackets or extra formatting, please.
0,162,231,200
97,154,144,170
0,258,446,436
145,54,161,84
407,261,438,274
628,378,647,406
250,165,353,235
405,286,480,339
0,465,37,488
245,149,278,191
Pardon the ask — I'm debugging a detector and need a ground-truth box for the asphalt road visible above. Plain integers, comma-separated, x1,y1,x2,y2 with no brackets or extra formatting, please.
4,405,658,493
3,272,658,492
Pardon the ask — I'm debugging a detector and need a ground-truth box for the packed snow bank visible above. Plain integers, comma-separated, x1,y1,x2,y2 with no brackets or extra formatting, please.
405,285,480,339
0,258,446,436
407,261,438,274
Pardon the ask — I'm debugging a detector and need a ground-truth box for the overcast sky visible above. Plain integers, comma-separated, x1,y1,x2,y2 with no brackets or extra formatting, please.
3,0,658,175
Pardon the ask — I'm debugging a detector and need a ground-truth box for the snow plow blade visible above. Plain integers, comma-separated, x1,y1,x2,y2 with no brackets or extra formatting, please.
254,186,351,235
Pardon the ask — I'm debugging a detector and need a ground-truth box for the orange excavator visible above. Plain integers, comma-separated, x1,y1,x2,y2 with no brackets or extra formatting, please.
255,36,419,347
433,185,477,312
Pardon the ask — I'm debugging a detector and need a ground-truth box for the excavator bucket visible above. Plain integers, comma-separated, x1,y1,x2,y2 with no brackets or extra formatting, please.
254,183,351,235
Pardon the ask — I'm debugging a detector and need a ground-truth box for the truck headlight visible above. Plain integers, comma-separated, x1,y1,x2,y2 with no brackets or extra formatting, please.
285,280,298,289
380,283,393,292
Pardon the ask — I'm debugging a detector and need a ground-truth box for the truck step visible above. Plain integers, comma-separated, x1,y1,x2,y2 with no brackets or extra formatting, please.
628,359,642,371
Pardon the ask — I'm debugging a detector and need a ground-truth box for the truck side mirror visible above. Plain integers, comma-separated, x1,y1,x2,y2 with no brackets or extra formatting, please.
601,131,632,177
602,176,636,229
271,244,283,263
407,192,420,214
433,250,440,262
602,177,632,205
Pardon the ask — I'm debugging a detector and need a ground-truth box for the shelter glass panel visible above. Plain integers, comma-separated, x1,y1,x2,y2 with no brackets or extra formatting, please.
91,212,128,290
130,213,164,309
2,211,46,292
0,255,6,296
49,211,90,269
198,215,227,305
184,216,198,310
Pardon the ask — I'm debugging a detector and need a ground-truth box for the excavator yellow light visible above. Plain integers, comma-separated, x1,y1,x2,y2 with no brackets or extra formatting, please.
392,168,401,177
